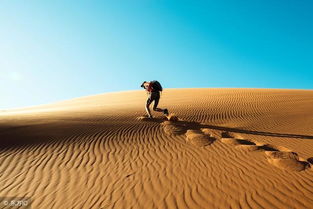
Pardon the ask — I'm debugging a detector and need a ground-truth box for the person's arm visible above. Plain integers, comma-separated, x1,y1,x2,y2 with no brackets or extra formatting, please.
145,104,152,118
144,82,153,92
144,82,152,117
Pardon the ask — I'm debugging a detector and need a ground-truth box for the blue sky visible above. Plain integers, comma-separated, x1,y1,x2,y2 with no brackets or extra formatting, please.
1,0,312,109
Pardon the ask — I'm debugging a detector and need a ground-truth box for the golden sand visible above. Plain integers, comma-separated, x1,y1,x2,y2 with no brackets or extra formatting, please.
1,88,313,209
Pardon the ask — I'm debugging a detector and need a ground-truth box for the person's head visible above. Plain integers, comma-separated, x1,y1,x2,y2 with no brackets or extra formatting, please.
141,81,149,89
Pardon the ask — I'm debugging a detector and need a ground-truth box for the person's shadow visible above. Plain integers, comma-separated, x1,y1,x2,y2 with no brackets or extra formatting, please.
149,118,313,140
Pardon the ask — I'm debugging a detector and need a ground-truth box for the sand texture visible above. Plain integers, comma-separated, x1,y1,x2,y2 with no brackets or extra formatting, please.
1,88,313,209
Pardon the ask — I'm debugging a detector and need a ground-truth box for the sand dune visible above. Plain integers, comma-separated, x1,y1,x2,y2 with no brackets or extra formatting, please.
1,88,313,209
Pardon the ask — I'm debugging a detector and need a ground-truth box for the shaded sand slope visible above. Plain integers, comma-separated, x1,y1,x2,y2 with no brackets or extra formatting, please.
1,88,313,209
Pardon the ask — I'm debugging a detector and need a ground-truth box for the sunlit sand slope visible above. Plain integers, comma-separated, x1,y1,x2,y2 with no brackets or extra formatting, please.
1,88,313,209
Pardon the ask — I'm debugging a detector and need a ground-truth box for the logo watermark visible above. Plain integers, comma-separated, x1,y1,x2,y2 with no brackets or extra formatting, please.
0,197,31,209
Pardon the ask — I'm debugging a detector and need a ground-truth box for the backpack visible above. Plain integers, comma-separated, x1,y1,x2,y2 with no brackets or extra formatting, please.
151,80,163,91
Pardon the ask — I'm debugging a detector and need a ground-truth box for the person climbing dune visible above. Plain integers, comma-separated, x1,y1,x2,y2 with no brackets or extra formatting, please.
141,80,169,118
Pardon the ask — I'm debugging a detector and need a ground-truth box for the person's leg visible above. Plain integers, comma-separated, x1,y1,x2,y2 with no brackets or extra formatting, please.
152,95,163,112
152,94,169,116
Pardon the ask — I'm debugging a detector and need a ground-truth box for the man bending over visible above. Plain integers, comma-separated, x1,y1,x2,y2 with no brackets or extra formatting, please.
141,80,169,118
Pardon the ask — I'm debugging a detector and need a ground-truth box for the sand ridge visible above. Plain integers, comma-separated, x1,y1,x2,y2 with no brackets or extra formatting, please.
1,88,313,209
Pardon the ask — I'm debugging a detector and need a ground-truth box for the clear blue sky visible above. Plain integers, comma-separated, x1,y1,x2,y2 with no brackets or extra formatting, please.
1,0,312,109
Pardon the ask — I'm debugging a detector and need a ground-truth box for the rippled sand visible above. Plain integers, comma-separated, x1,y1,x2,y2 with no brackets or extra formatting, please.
1,88,313,209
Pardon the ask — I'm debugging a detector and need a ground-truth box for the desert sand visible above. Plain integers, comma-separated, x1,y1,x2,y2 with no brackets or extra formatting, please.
1,88,313,209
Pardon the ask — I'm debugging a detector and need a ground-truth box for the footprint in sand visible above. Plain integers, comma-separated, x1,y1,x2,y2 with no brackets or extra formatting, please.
220,132,311,172
264,151,310,172
220,132,259,151
137,114,185,136
185,129,215,147
161,118,216,147
161,121,187,135
165,113,179,122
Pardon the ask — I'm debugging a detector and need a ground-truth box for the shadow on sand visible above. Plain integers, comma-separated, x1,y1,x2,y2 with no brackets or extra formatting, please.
1,116,313,150
145,118,313,140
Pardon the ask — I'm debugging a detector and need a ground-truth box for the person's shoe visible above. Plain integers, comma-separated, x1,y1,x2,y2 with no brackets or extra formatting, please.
143,114,153,119
163,109,169,116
